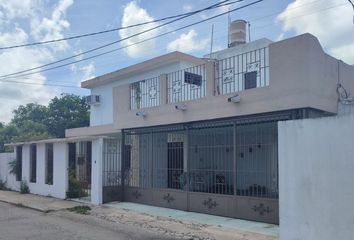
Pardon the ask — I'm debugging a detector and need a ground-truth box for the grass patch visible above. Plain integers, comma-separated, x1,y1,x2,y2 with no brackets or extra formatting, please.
68,205,91,215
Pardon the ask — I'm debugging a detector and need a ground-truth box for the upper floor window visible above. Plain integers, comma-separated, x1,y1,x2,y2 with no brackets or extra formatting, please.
215,47,269,95
130,77,160,109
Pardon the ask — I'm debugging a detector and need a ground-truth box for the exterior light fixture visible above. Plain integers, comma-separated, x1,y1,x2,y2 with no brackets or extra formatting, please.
135,111,147,117
228,95,241,103
175,103,187,111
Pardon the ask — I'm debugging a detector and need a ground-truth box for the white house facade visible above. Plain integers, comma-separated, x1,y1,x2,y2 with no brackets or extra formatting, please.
1,31,354,233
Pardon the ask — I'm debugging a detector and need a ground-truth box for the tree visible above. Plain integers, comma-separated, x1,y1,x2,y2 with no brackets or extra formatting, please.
47,93,89,138
0,124,18,152
12,103,48,128
0,93,89,152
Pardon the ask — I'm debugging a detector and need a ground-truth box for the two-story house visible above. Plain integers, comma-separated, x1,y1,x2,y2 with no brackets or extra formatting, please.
4,29,354,225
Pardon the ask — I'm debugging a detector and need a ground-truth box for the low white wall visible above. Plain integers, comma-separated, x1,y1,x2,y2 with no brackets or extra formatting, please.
25,143,68,199
0,152,19,191
0,143,68,199
279,114,354,240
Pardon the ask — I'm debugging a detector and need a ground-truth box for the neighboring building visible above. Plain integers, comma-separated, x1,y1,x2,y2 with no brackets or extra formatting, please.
2,27,354,226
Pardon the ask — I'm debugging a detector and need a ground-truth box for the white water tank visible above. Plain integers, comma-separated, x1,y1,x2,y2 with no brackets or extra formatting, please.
229,19,247,47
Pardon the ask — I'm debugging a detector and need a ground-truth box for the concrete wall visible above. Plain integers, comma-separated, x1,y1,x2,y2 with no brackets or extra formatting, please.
0,143,68,199
89,61,196,126
113,33,354,130
278,113,354,240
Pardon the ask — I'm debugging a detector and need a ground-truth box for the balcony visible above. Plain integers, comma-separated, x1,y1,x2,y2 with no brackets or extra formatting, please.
114,34,341,130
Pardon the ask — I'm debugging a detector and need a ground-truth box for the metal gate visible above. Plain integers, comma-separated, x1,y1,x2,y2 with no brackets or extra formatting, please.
102,110,316,224
67,141,92,201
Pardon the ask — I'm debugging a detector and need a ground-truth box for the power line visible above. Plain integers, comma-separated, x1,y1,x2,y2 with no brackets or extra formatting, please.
0,0,264,81
3,0,344,87
0,0,232,79
348,0,354,7
1,28,234,88
0,78,82,88
0,0,242,51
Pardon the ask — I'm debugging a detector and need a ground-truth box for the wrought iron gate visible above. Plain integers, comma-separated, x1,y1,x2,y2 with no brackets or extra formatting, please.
67,141,92,200
102,110,315,224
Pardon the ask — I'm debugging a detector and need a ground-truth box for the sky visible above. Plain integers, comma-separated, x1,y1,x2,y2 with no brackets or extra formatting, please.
0,0,353,123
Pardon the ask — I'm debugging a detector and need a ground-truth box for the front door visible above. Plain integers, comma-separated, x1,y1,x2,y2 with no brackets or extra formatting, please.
167,142,184,189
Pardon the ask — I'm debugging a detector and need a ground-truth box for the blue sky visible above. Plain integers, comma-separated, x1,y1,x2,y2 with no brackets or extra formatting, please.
0,0,353,122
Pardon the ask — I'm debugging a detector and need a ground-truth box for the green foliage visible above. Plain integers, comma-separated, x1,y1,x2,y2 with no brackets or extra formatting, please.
46,173,53,185
0,179,8,190
67,205,91,215
12,103,48,129
20,180,30,194
66,170,86,199
8,160,18,175
0,93,89,152
47,93,89,138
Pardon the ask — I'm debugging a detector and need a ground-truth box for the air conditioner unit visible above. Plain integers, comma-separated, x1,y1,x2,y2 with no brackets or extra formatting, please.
85,95,100,105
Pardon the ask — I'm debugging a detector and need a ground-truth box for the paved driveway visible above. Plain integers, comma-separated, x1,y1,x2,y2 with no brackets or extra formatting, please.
0,202,172,240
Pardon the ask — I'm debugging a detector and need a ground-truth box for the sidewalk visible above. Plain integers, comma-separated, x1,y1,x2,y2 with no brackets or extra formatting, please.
0,190,82,212
0,190,278,240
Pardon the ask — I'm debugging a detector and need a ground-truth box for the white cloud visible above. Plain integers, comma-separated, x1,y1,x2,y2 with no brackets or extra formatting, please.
71,62,96,84
0,0,41,19
277,0,354,64
0,28,28,47
183,4,193,12
167,29,209,53
31,0,73,51
0,0,74,123
119,1,159,58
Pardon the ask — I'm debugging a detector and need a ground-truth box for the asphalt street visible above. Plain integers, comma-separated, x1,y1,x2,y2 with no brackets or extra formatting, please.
0,201,175,240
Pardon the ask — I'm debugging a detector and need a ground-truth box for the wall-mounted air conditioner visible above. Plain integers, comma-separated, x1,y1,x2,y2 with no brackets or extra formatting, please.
85,95,100,105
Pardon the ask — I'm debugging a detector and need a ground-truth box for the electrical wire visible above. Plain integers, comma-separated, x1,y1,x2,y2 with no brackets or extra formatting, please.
2,0,346,88
0,0,232,79
0,0,264,81
0,0,242,52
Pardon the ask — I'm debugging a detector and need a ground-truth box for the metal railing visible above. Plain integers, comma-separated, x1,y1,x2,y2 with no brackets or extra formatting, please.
215,47,269,95
167,64,206,103
103,138,122,187
130,76,160,110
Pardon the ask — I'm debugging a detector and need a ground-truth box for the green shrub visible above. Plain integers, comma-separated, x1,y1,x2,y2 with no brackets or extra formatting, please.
66,170,86,198
8,160,17,175
0,179,8,190
20,180,30,194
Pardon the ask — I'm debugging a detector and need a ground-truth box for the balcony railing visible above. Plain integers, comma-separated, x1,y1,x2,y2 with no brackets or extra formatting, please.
167,64,206,103
215,47,269,95
129,47,269,109
130,76,160,110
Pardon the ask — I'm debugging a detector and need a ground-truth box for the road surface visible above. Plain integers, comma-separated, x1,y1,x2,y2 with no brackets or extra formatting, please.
0,201,175,240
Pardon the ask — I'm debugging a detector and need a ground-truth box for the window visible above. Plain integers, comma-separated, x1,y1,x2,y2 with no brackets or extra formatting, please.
30,144,37,183
244,71,257,90
16,146,22,181
45,143,53,185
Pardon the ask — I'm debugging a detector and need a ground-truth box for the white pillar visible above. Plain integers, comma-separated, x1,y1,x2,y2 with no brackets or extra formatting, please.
91,137,103,205
22,145,30,183
53,142,69,199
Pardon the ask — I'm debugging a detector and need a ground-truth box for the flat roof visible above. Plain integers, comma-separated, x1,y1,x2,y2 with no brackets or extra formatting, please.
81,51,205,89
4,135,111,147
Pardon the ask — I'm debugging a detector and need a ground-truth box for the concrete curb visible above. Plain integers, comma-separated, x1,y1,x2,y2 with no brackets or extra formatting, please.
0,198,52,213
